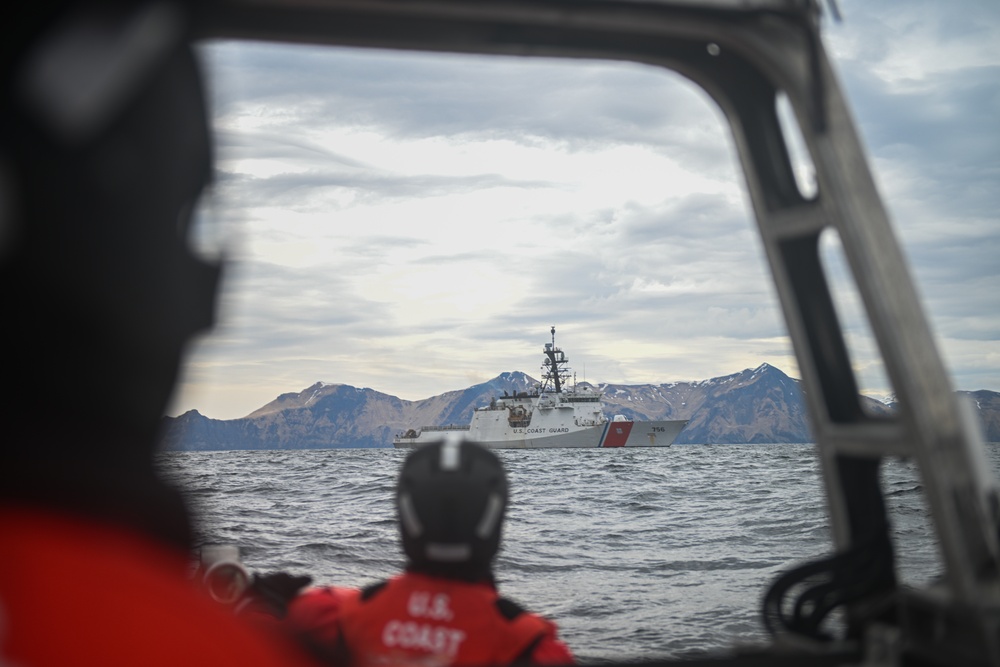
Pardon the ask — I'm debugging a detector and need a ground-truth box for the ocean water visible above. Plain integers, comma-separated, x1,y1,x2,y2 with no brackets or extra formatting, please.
157,444,1000,662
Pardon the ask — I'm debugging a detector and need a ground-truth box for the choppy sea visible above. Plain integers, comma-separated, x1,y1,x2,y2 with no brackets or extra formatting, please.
156,444,1000,663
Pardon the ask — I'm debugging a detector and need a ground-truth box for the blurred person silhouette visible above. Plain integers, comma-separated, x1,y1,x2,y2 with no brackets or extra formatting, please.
0,3,318,665
284,438,576,666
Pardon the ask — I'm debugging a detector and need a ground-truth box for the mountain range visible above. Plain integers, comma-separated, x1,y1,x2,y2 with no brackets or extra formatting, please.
158,364,1000,451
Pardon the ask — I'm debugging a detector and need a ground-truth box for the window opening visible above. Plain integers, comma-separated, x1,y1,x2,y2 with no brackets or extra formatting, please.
817,227,895,416
775,91,817,201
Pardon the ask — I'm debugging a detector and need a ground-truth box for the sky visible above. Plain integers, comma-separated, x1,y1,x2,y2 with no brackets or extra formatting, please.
167,0,1000,420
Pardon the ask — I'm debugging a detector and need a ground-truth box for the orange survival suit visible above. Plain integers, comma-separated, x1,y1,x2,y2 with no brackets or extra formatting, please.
287,570,575,666
0,508,320,667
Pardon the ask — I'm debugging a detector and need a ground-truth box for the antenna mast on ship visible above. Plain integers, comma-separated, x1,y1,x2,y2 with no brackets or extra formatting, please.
542,326,571,394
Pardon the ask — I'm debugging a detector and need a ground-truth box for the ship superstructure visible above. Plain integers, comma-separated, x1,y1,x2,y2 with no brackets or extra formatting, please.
393,328,687,449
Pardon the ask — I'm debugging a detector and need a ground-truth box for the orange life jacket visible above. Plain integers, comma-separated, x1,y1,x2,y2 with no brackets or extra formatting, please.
337,572,556,666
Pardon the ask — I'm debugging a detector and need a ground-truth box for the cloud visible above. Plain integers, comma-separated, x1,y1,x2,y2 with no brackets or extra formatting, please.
204,40,736,165
169,7,999,419
823,0,1000,390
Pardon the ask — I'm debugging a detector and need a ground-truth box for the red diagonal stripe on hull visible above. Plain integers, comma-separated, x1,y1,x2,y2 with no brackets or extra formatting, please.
601,421,632,447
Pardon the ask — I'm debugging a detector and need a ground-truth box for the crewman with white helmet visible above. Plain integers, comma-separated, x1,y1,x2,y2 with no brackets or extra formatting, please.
286,437,575,666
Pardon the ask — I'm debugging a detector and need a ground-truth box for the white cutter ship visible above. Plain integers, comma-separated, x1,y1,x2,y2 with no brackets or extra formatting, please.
393,328,688,449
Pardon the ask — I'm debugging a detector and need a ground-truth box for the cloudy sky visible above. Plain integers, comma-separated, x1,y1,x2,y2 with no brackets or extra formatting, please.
167,0,999,420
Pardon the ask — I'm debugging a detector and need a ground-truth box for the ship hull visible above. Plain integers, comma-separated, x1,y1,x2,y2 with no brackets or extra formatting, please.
392,419,687,449
619,419,688,447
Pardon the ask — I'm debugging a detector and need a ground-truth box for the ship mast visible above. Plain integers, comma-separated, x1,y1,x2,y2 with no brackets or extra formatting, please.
541,326,571,394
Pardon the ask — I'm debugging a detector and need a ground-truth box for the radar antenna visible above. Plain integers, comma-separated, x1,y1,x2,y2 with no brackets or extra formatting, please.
541,326,570,394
